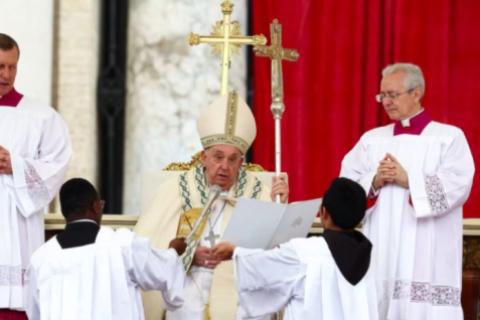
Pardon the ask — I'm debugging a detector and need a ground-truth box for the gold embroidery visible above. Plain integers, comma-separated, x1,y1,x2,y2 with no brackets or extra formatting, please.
164,151,265,172
200,134,249,154
204,303,211,320
176,208,208,240
225,91,238,140
164,153,202,171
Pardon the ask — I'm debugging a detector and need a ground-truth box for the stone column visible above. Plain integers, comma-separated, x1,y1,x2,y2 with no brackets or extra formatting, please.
54,0,99,185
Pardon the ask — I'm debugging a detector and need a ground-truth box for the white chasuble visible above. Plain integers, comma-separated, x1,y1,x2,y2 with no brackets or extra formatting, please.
340,121,474,320
0,96,71,309
233,237,378,320
135,164,271,320
25,227,185,320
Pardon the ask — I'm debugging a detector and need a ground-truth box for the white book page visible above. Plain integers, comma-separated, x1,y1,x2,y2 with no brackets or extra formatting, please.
268,198,322,248
222,198,286,249
222,198,322,249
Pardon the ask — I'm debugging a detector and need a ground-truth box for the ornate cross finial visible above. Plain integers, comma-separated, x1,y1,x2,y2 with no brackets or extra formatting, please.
189,1,267,95
254,19,299,120
254,19,299,181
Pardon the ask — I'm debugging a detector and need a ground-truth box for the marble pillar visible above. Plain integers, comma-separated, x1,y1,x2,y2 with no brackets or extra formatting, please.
54,0,99,185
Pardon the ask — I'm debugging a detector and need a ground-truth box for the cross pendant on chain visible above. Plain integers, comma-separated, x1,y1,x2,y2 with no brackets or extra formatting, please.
205,229,220,247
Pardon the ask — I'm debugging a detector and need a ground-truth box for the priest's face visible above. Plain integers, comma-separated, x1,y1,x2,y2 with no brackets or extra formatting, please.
0,48,19,97
201,145,244,191
379,71,422,121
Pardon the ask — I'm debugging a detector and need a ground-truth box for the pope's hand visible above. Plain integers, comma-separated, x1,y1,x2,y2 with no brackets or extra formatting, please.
193,246,221,269
271,175,289,203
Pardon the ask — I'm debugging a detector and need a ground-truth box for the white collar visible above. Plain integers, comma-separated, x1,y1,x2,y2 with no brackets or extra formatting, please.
400,108,424,127
68,219,98,225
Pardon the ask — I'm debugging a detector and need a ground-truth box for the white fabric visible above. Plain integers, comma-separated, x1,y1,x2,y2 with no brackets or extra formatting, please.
234,237,378,320
167,198,226,320
340,121,475,320
197,93,257,154
166,197,270,320
0,96,71,309
25,227,185,320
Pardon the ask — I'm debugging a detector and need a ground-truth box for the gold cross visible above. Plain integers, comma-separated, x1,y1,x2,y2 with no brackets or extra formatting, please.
188,0,266,95
254,19,299,119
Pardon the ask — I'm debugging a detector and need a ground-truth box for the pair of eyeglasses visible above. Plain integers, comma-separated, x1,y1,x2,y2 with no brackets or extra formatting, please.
375,89,414,103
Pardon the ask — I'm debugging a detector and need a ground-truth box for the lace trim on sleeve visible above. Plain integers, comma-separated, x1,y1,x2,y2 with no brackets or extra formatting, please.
25,162,50,205
0,266,23,286
393,280,460,306
425,175,448,214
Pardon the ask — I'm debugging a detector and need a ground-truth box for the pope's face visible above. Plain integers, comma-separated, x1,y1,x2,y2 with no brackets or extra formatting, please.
380,71,422,121
0,48,19,98
201,144,244,191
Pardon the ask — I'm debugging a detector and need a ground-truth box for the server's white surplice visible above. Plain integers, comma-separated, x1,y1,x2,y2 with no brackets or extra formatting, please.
25,227,185,320
234,237,378,320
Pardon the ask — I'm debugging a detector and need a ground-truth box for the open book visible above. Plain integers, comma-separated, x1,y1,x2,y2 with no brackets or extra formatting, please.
222,197,322,249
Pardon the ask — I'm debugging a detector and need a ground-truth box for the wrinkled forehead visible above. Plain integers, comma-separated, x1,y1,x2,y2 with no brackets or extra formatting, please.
205,144,243,157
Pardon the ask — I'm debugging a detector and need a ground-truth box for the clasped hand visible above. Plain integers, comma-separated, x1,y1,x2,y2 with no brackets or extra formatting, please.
0,146,12,175
373,153,409,190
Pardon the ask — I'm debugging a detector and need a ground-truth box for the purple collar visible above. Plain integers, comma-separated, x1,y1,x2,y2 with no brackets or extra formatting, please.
393,110,432,136
0,88,23,107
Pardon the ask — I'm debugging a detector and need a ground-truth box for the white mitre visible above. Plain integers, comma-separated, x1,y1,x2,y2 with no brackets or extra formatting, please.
197,91,257,154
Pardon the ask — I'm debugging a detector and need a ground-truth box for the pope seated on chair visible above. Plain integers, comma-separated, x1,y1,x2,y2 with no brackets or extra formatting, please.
135,91,289,320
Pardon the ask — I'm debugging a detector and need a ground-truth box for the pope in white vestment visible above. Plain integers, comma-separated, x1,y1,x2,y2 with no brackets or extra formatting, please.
25,178,186,320
135,92,289,320
340,63,475,319
213,178,379,320
0,34,71,314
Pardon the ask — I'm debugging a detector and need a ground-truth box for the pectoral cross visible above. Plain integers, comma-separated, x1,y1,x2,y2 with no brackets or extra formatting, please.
188,0,266,95
205,230,220,247
254,19,299,185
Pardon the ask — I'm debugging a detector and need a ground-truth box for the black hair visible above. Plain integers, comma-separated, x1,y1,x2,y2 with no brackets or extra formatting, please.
59,178,99,219
322,177,367,229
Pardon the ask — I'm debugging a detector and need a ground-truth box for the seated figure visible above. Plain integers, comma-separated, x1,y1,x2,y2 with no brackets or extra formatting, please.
135,92,289,320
